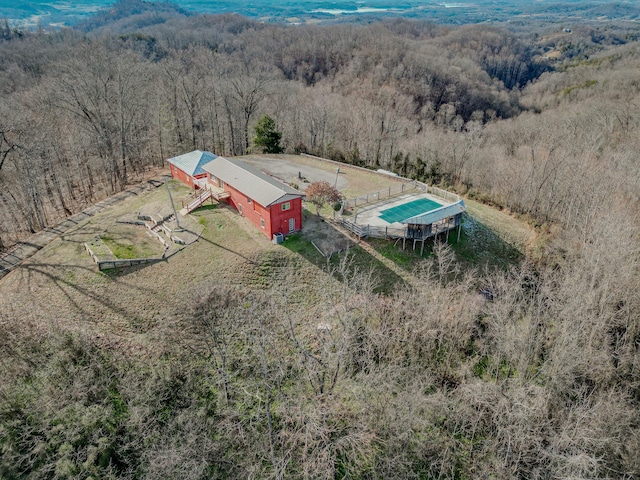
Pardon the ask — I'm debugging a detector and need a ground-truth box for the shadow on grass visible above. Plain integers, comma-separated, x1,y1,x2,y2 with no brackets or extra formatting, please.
181,227,258,264
365,215,523,274
192,204,218,212
452,215,523,270
282,233,406,294
368,238,429,271
18,262,163,323
100,224,259,278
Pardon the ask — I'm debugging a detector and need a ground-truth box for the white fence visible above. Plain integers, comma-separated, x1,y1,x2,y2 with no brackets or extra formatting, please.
426,185,460,203
342,181,426,210
341,181,458,211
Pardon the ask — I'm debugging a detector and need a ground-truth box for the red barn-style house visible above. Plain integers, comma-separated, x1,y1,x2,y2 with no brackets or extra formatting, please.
202,156,304,239
167,150,216,189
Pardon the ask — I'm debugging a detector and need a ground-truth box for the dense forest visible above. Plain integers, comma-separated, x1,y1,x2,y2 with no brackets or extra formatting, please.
1,1,640,478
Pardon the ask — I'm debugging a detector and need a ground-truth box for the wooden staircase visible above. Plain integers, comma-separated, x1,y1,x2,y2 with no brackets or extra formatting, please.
340,219,370,238
181,188,213,215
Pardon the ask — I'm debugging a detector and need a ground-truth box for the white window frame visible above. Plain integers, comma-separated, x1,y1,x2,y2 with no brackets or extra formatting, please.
281,202,291,211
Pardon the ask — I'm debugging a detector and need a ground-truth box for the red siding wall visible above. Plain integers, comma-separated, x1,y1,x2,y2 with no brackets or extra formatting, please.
220,182,302,239
270,198,303,236
222,183,271,237
170,164,194,188
170,165,208,189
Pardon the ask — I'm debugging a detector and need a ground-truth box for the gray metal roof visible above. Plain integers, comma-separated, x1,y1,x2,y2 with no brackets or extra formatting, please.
202,156,304,207
401,200,466,225
167,150,217,176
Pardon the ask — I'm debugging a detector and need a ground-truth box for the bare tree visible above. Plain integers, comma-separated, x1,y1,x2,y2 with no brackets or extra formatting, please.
49,44,151,191
219,57,276,155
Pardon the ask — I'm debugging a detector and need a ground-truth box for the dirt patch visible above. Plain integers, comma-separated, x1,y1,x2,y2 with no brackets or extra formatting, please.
300,213,354,257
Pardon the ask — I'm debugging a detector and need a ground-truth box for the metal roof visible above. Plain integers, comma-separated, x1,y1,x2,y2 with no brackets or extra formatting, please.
167,150,217,177
202,156,304,207
401,200,466,225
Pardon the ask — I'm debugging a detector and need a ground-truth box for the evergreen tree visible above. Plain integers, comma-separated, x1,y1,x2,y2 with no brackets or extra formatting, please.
253,114,283,154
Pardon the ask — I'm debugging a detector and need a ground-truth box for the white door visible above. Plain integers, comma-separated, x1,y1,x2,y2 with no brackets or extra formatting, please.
288,218,295,232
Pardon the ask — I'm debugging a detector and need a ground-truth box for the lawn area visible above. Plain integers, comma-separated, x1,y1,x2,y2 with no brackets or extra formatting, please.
455,198,536,269
101,224,166,260
0,181,287,354
464,198,534,250
368,238,422,268
283,231,408,294
281,232,325,264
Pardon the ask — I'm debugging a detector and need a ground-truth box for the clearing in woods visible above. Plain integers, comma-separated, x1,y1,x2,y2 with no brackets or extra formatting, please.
0,155,536,356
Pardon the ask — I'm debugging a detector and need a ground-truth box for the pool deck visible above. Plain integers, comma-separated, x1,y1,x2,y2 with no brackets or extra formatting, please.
352,193,450,227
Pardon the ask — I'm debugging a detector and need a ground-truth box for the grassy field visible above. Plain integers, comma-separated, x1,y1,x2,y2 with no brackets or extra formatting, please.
101,224,166,260
0,160,535,357
0,178,324,355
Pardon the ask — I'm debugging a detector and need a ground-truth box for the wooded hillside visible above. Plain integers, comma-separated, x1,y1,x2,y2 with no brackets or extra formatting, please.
1,1,640,478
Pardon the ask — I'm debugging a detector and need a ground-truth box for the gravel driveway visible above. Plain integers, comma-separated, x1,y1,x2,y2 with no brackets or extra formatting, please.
239,154,348,191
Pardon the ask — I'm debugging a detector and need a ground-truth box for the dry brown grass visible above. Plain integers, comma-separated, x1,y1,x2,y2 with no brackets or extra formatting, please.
0,158,535,358
464,199,536,252
0,181,306,356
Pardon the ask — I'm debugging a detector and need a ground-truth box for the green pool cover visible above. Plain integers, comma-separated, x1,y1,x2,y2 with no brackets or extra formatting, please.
379,197,443,223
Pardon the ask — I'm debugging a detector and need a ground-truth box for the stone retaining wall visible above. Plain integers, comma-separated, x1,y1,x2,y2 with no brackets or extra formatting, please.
0,175,170,280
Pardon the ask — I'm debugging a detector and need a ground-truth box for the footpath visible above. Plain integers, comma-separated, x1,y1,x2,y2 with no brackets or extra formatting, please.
0,175,171,279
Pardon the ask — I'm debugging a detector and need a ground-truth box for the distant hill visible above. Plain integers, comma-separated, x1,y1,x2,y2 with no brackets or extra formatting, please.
75,0,190,33
3,0,640,30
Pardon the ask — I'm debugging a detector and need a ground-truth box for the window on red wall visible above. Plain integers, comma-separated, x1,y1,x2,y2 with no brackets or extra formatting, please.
281,202,291,211
260,218,265,229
